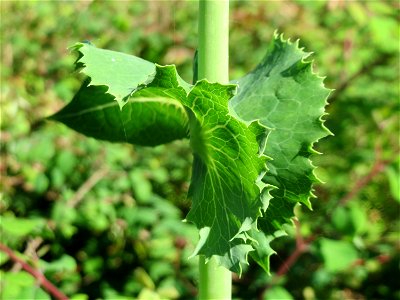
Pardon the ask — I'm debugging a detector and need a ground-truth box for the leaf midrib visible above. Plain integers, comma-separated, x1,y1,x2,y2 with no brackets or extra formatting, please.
54,97,185,120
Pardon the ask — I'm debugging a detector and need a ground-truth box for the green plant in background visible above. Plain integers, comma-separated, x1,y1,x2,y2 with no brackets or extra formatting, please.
49,0,330,298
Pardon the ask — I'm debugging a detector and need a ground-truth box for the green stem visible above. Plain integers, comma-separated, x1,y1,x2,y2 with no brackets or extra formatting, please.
198,1,231,299
199,256,232,300
198,0,229,83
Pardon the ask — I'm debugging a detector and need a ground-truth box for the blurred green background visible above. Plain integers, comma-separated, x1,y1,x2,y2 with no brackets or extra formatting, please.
1,1,399,299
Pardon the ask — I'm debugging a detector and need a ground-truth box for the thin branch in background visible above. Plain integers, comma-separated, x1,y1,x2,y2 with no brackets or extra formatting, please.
328,54,392,104
0,243,69,300
275,219,315,278
67,168,108,208
10,237,43,273
339,144,393,206
260,220,315,299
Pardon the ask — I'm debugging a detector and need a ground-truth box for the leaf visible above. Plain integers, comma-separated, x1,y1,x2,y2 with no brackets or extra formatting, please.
0,271,51,300
264,286,294,300
0,215,45,238
39,254,77,273
248,227,286,275
183,80,270,274
71,42,156,108
320,238,358,272
0,251,9,266
230,33,332,270
50,43,189,146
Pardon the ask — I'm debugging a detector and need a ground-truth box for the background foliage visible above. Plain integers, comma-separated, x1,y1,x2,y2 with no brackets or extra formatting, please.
1,1,399,299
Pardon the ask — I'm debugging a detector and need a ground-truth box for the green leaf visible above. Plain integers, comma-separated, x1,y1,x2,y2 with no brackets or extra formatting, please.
0,215,45,238
249,227,286,275
70,294,89,300
348,201,368,235
320,238,358,272
184,80,270,274
264,286,294,300
137,288,160,300
332,206,353,234
129,169,153,203
230,33,331,270
50,43,189,146
134,267,156,290
0,251,9,266
39,254,77,273
71,42,156,108
0,271,50,300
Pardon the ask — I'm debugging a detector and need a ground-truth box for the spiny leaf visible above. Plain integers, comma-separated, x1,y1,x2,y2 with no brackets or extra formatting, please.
230,33,332,271
138,67,272,274
183,80,270,274
247,226,286,275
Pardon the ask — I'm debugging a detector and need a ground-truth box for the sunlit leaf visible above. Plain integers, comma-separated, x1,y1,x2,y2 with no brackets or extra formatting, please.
230,34,331,270
51,43,189,146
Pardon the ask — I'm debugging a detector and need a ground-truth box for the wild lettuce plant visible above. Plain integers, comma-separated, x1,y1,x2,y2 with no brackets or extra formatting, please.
50,1,331,298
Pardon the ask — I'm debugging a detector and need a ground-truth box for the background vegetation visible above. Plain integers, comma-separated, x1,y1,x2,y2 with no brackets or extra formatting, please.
1,1,399,299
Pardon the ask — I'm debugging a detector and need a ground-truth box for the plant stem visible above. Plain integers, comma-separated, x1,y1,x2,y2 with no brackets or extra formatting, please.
199,256,232,300
198,0,231,299
198,0,229,82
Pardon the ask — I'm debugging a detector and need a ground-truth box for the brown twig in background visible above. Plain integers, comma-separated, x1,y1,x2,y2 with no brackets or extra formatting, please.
67,168,108,208
10,237,43,273
260,220,315,299
0,242,69,300
338,144,394,207
275,219,315,278
328,54,392,104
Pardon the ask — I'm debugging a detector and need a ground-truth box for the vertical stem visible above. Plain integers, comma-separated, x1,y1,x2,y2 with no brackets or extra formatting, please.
199,256,232,300
198,1,231,300
198,0,229,83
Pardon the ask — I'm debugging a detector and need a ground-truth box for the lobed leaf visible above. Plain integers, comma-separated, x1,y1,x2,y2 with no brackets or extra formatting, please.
230,33,332,271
